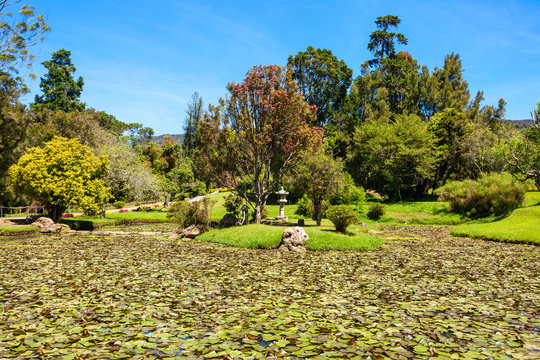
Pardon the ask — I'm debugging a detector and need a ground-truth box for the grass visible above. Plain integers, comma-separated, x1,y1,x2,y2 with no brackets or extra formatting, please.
206,191,300,221
0,224,38,235
451,191,540,244
365,200,465,225
197,223,384,251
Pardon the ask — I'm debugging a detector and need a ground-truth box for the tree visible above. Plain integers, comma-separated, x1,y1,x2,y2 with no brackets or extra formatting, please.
0,1,49,205
0,73,28,205
95,136,164,203
0,1,49,77
289,152,346,226
196,65,322,223
349,114,437,200
429,108,474,185
139,137,194,198
183,92,203,156
24,108,111,149
287,46,352,127
367,15,407,70
9,136,110,222
504,102,540,189
32,49,85,112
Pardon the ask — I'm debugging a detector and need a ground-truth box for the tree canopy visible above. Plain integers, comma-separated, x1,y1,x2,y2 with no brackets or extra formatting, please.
367,15,408,70
288,47,352,128
9,136,110,221
195,65,322,223
0,1,49,77
32,48,85,112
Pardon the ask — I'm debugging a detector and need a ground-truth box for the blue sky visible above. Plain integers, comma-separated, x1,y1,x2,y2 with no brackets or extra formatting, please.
23,0,540,135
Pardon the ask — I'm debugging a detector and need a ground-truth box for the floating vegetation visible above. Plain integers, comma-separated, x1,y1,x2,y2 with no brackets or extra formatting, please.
0,226,538,358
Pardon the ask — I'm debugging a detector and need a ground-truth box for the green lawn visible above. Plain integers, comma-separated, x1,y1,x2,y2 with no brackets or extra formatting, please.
451,191,540,244
0,224,38,235
366,200,464,225
197,223,383,251
206,191,300,221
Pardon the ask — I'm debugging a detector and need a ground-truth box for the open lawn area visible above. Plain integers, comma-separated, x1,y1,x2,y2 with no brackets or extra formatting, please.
198,224,383,251
0,226,538,359
451,192,540,245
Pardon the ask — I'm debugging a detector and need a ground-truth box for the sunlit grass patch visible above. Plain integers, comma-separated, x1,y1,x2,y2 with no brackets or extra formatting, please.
0,225,38,235
197,223,383,251
451,192,540,244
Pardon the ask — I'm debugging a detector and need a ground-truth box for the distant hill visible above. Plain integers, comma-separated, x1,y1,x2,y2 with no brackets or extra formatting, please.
151,134,185,145
504,119,534,131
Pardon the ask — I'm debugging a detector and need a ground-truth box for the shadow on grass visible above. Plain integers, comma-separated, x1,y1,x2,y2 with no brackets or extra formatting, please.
318,229,359,237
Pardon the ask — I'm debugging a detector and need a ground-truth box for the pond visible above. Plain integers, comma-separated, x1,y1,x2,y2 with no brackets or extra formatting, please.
0,226,538,358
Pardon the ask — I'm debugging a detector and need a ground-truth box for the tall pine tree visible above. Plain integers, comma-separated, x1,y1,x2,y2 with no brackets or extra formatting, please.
32,49,85,112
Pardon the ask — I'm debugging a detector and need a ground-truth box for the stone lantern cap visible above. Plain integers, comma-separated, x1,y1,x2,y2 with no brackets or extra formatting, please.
276,186,289,196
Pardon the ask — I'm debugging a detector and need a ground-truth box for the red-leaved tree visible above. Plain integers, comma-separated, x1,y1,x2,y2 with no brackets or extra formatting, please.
195,65,322,223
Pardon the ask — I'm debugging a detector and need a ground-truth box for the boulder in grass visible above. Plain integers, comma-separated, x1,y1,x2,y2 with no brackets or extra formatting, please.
278,227,309,252
182,225,202,239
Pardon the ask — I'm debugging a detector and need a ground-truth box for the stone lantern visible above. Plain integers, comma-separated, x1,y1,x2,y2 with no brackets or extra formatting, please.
276,186,289,221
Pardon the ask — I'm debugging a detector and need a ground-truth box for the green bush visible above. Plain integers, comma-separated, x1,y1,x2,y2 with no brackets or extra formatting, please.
367,203,384,221
294,194,328,220
224,193,243,215
166,200,209,229
435,173,527,217
330,174,366,211
294,194,311,218
326,205,359,232
184,180,207,198
114,201,125,209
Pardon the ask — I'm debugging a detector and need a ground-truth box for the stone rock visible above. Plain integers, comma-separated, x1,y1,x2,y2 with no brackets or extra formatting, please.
33,217,65,233
169,232,180,240
219,213,237,228
182,225,202,239
359,222,368,228
278,227,309,252
173,227,183,234
368,230,380,235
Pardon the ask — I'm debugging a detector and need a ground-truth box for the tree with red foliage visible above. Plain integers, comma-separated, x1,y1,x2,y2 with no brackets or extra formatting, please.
196,65,322,223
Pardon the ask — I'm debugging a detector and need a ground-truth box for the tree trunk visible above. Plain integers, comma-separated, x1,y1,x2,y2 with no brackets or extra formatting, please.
46,204,66,223
255,203,261,224
313,200,322,226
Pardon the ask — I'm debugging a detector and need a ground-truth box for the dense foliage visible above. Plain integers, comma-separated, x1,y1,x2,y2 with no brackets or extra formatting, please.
223,193,243,216
325,205,359,232
287,152,346,225
1,8,537,219
32,48,85,112
195,65,322,223
367,203,385,221
435,172,527,217
166,200,210,230
8,137,110,221
503,102,540,189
